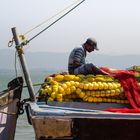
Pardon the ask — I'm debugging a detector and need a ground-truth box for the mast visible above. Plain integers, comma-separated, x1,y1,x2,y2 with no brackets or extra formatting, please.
11,27,36,102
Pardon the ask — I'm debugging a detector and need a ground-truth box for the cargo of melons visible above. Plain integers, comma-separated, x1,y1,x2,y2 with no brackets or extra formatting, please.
39,74,139,104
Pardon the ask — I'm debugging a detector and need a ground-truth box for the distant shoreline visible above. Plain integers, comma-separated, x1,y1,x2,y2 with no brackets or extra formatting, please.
0,49,140,70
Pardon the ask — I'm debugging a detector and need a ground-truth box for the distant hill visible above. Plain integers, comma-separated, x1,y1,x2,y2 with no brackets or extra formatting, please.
0,49,140,72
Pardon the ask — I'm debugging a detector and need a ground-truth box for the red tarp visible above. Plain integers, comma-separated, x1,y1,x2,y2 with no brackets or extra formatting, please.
100,67,140,113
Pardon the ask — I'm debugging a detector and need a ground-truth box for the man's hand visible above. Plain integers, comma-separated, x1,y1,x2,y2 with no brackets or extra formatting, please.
92,65,109,75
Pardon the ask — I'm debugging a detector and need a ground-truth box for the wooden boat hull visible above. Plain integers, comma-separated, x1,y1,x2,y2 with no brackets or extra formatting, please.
26,102,140,140
31,117,140,140
0,77,23,140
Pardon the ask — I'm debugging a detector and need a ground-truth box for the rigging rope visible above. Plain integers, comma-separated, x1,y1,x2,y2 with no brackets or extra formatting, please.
27,0,85,43
7,0,85,47
0,111,16,115
0,89,8,94
24,0,84,36
15,51,18,78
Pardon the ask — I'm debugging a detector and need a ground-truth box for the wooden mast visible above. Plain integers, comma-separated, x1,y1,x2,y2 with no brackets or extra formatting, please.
11,27,36,102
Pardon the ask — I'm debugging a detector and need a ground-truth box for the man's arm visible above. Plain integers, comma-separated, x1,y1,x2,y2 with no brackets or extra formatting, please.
73,48,84,68
73,60,81,68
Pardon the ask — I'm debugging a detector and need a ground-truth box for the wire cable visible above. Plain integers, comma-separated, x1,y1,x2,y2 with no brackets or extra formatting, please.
23,0,84,36
27,0,85,43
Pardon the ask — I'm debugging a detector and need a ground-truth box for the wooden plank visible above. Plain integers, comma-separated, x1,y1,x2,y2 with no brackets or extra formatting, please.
0,77,23,140
32,116,140,140
0,99,18,140
73,118,140,140
32,116,72,139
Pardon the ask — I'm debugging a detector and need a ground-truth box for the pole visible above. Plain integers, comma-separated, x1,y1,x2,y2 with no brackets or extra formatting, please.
11,27,36,102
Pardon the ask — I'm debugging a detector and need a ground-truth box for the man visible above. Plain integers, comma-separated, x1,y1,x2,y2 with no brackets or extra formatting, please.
68,38,108,75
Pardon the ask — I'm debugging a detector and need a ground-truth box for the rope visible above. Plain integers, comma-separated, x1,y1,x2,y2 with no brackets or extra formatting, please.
23,0,84,36
23,82,44,88
14,51,24,87
27,0,85,43
0,111,16,115
15,51,18,78
7,0,85,47
22,82,43,96
0,89,8,94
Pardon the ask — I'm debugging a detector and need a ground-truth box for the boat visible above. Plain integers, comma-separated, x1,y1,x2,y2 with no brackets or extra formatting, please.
0,77,23,140
26,70,140,140
10,27,140,140
26,101,140,140
8,1,140,139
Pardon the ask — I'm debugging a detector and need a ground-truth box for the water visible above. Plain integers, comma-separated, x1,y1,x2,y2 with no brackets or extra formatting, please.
0,70,56,140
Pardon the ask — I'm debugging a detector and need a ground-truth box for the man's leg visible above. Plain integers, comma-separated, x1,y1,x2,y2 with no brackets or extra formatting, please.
74,63,109,75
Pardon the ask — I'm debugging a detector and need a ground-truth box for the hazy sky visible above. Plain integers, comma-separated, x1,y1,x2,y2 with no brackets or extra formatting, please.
1,0,140,55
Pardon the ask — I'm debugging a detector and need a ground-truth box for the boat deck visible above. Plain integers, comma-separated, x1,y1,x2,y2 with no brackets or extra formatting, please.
27,102,140,140
28,101,140,120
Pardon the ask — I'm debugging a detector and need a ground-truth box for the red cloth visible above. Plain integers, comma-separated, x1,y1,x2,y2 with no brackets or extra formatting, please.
104,108,140,113
100,67,140,113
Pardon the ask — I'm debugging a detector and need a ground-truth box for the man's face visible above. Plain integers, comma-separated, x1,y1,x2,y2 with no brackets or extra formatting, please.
85,44,95,52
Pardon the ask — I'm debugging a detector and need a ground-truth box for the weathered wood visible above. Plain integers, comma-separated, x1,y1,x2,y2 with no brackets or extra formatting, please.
73,118,140,140
31,115,140,140
0,77,23,140
0,90,14,107
27,101,140,140
0,99,19,140
31,116,72,139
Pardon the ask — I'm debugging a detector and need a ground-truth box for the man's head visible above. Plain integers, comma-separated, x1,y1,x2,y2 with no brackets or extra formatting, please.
84,38,98,52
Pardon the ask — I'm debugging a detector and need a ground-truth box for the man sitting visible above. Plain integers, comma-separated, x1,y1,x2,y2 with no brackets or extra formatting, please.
68,38,108,75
